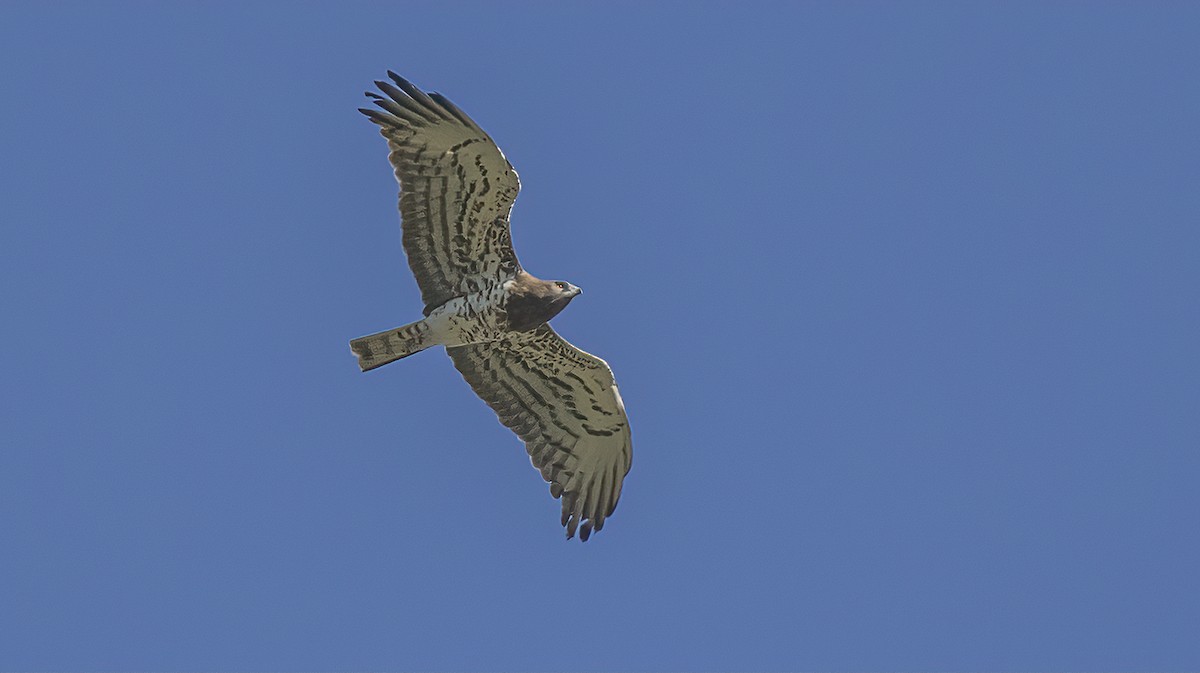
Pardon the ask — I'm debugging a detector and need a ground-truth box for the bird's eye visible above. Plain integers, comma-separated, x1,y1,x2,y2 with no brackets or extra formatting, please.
556,282,567,290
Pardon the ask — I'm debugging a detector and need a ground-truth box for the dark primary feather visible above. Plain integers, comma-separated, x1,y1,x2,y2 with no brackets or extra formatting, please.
428,92,485,133
387,72,442,112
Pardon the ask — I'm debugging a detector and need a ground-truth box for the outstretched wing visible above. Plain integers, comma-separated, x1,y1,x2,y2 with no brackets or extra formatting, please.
447,326,633,541
360,72,522,313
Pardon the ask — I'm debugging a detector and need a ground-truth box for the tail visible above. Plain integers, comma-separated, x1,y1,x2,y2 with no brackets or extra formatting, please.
350,319,435,372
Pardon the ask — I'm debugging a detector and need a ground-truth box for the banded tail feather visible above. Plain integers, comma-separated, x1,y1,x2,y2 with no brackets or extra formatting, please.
350,320,434,372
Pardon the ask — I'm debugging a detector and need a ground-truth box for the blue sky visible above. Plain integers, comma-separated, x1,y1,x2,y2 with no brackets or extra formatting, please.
2,2,1198,670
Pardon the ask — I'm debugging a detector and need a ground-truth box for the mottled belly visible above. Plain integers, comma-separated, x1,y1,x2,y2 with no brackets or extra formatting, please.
424,291,508,347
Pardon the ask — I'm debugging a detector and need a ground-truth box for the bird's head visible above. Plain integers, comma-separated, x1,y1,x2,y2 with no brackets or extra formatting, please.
551,280,583,300
505,273,583,331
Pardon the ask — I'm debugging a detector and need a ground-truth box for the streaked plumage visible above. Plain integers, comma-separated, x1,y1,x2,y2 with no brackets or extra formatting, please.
350,72,632,541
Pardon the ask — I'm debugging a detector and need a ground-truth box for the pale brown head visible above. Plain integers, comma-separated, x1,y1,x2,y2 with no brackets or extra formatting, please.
506,272,583,332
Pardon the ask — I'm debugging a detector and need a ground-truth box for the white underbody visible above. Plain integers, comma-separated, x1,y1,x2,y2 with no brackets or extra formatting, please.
423,280,514,348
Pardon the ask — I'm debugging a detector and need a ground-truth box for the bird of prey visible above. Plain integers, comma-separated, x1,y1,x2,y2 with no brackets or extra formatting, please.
350,72,632,541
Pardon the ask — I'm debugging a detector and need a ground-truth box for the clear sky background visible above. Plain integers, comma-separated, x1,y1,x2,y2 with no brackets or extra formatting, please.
2,2,1198,671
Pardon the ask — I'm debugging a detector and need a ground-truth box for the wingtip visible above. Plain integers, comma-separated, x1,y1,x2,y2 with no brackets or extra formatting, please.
386,70,409,87
358,107,386,122
372,79,396,97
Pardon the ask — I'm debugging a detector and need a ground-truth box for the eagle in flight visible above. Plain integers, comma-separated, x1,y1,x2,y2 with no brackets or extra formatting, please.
350,72,632,541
